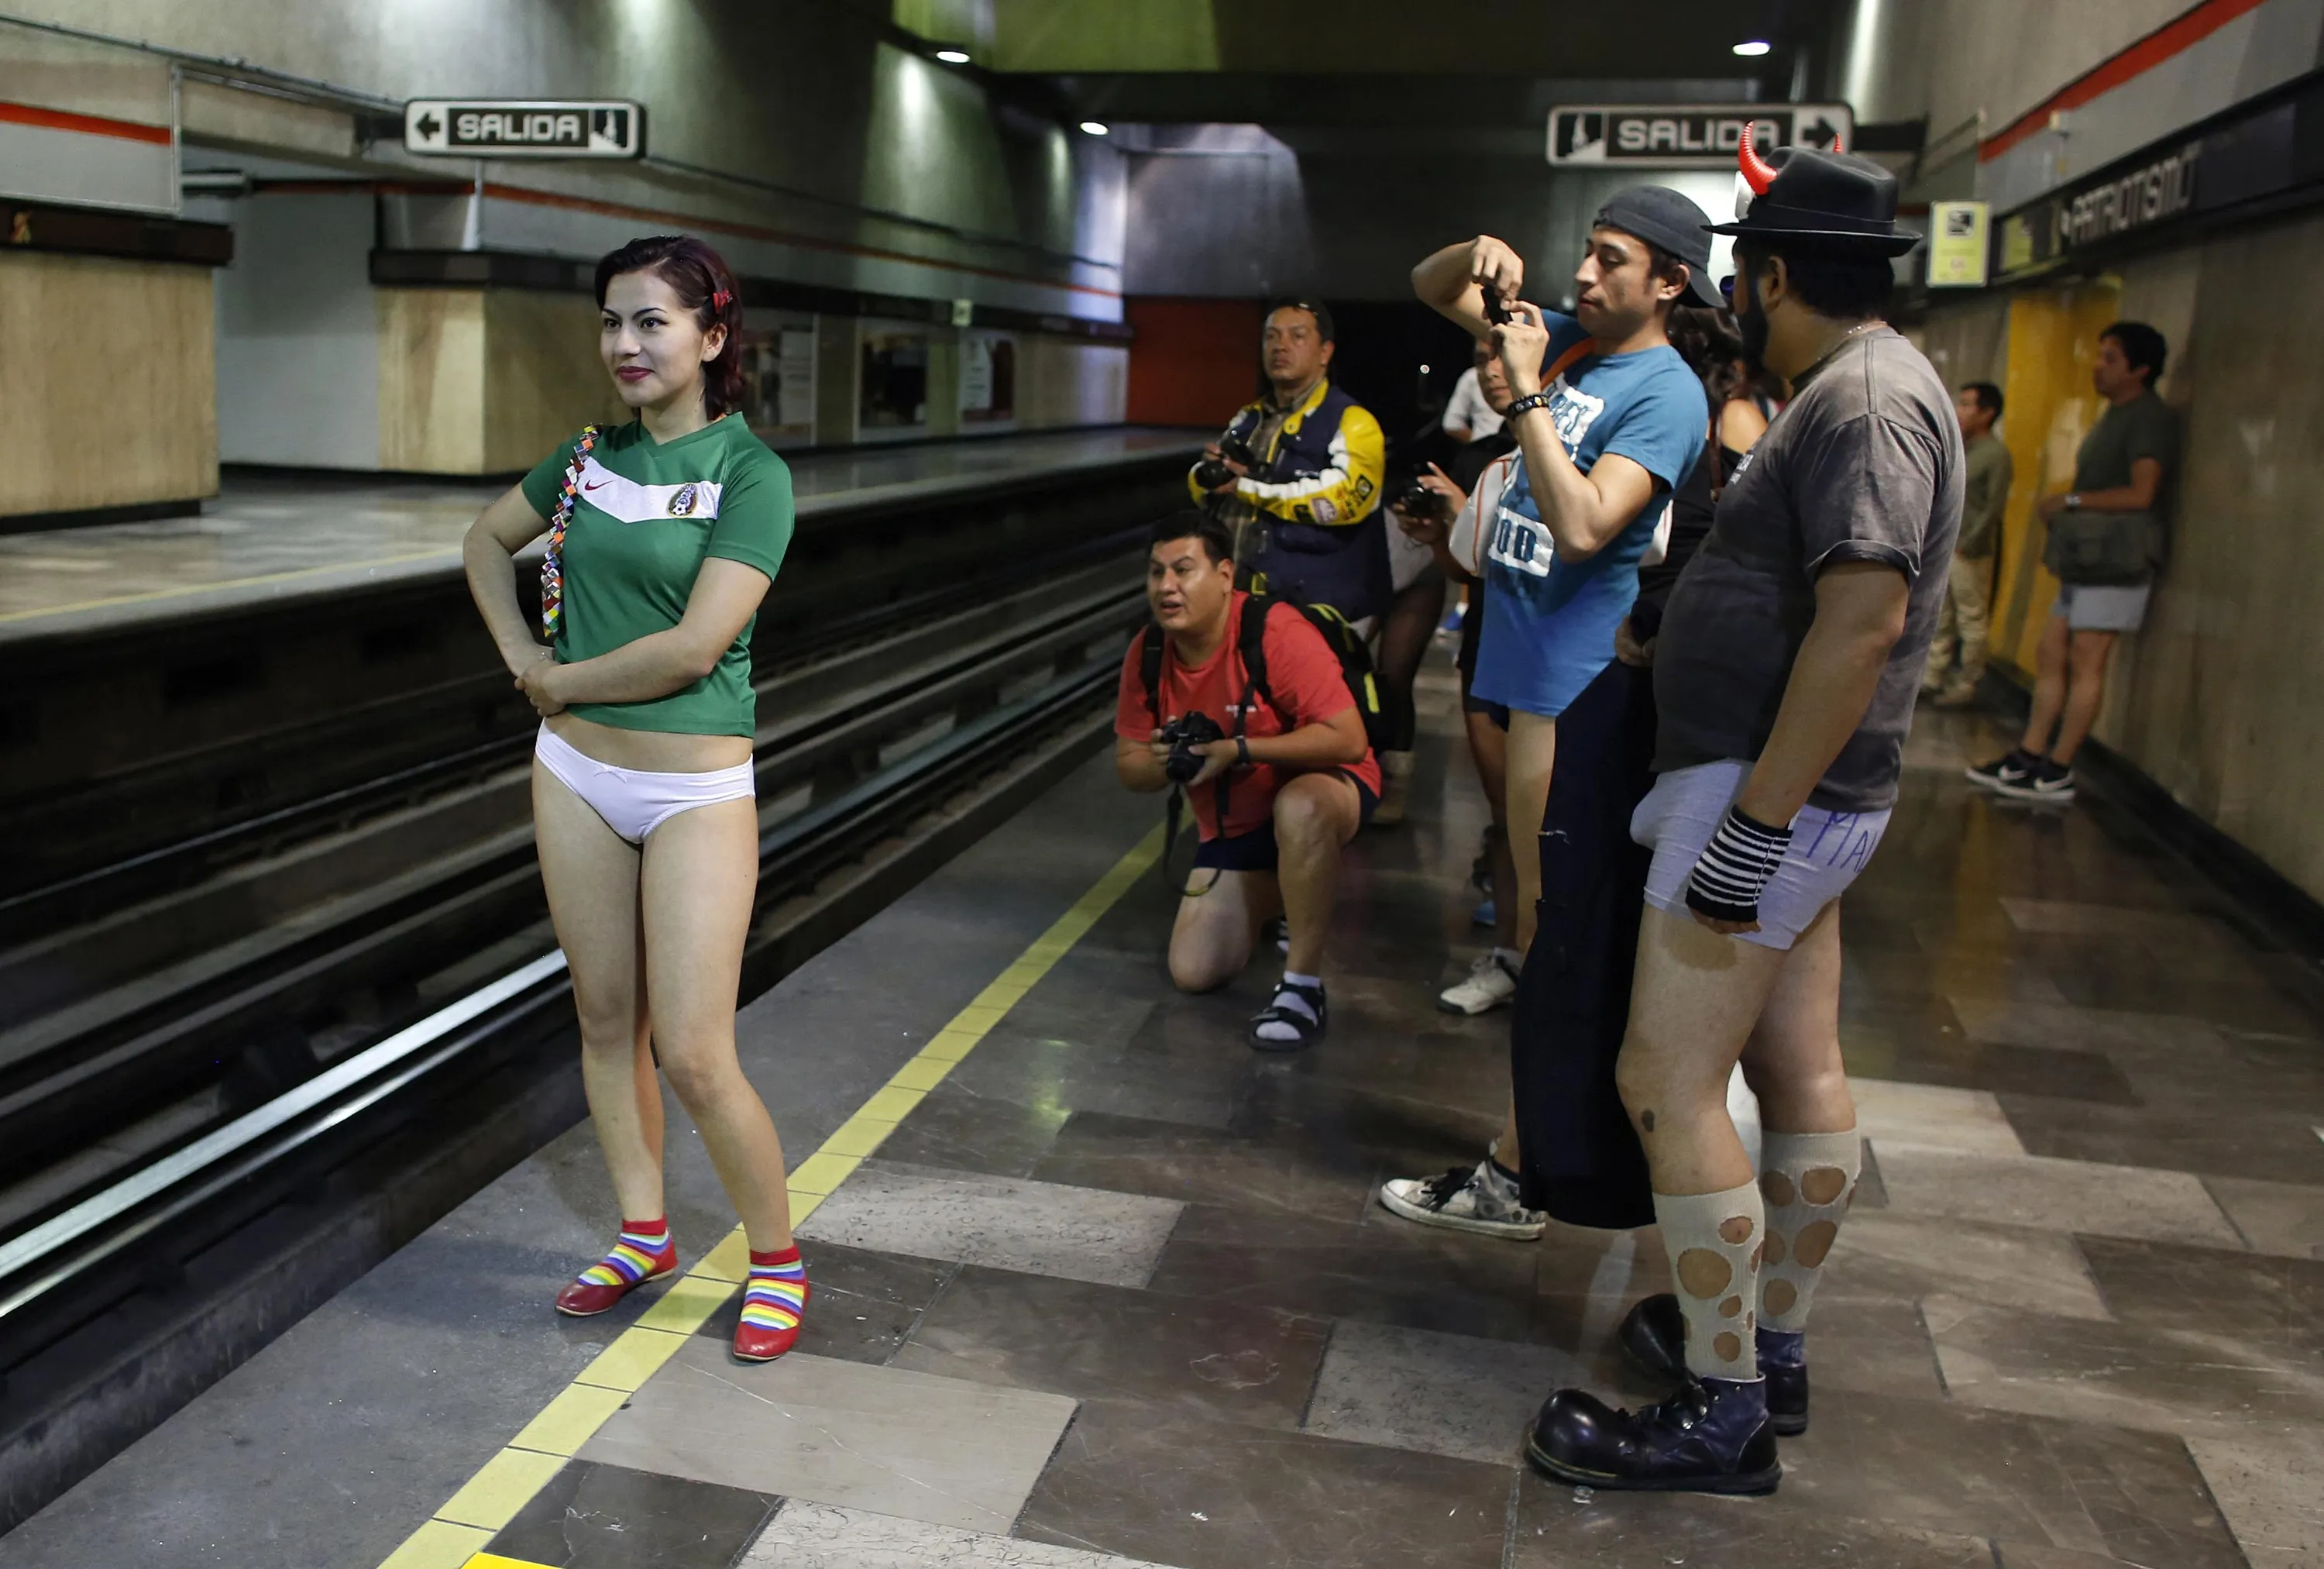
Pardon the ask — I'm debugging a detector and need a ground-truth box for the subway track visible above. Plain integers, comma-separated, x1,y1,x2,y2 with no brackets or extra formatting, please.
0,532,1154,1529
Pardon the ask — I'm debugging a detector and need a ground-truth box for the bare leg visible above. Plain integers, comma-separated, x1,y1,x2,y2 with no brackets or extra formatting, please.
1504,710,1558,955
1736,901,1852,1136
2016,613,2071,755
535,763,663,1223
1167,869,1276,992
1614,907,1792,1196
1377,573,1448,753
640,797,793,1252
1274,772,1363,977
1465,709,1518,951
2047,630,2116,765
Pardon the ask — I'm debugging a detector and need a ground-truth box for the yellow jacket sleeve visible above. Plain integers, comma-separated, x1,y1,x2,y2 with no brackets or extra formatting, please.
1237,404,1384,528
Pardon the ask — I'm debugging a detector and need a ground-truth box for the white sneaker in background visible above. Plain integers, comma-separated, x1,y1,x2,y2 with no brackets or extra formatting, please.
1379,1156,1546,1240
1438,950,1519,1015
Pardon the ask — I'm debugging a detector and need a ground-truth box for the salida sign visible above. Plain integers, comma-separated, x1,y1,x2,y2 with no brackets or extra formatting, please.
1548,105,1853,167
404,100,646,159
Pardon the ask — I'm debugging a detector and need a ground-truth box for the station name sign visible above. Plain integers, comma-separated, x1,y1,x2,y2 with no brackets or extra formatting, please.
404,100,646,159
1548,104,1853,167
1992,65,2324,284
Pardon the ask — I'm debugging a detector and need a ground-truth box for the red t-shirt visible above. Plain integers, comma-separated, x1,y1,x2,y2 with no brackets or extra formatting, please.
1113,592,1382,841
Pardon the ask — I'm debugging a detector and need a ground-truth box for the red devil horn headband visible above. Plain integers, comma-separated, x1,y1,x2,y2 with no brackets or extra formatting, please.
1738,119,1777,194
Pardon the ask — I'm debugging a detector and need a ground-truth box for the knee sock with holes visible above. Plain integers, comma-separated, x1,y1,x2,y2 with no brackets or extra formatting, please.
1652,1181,1765,1381
1756,1130,1862,1334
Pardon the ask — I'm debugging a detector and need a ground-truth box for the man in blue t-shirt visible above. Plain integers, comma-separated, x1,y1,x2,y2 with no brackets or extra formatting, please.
1380,188,1715,1240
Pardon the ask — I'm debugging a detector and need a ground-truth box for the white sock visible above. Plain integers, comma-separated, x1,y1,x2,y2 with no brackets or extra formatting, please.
1652,1182,1765,1381
1282,970,1321,990
1758,1130,1862,1333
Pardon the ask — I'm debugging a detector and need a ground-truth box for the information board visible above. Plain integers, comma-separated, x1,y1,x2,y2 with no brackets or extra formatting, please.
404,100,645,159
1547,104,1853,167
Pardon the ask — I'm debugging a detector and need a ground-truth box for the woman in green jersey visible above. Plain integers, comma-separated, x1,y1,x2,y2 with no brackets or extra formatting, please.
462,236,806,1362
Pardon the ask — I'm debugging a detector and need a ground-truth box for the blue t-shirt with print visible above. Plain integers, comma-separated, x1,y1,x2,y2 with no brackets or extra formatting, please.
1473,313,1709,718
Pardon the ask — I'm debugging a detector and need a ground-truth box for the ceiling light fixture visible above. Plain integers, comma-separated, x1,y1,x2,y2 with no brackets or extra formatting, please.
1732,40,1772,56
934,47,971,64
1079,120,1109,136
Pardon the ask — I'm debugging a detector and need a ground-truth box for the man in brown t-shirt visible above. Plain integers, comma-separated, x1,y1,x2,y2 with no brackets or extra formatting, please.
1529,142,1960,1498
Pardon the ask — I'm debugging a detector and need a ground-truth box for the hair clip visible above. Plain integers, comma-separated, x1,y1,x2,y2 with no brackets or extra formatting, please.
712,288,734,309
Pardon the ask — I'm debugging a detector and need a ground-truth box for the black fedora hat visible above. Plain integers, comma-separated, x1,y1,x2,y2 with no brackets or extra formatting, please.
1705,130,1920,256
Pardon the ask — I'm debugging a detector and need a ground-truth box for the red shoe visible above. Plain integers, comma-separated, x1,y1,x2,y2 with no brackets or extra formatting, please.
555,1223,677,1316
732,1247,807,1361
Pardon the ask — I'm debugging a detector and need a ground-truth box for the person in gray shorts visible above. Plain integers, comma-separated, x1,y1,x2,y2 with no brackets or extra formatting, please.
1526,139,1961,1496
1967,322,2176,803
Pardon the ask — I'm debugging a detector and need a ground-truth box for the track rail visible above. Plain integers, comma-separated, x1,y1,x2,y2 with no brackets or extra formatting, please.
0,537,1154,1527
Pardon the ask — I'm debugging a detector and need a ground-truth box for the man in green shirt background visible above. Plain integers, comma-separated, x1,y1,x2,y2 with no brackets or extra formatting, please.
1923,381,2013,707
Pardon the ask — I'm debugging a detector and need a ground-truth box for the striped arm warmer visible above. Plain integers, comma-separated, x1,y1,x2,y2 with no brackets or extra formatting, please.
1683,805,1793,925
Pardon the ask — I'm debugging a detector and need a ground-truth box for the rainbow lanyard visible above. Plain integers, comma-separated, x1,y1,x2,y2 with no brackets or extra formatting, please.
540,425,600,638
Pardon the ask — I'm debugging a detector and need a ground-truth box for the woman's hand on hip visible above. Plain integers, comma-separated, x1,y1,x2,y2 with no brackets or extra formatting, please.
517,649,567,716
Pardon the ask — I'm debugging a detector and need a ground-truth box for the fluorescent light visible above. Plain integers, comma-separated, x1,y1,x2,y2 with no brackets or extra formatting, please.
1732,40,1772,56
1079,120,1110,136
934,47,971,64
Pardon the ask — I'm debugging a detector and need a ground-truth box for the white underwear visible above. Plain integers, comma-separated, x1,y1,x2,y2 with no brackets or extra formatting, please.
534,723,756,845
1632,760,1890,951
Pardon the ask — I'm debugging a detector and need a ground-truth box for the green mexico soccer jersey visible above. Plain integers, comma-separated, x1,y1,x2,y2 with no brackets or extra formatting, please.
521,415,795,738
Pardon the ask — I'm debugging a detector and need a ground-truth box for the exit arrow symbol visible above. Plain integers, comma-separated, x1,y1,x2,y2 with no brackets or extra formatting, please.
1801,116,1841,150
414,111,442,140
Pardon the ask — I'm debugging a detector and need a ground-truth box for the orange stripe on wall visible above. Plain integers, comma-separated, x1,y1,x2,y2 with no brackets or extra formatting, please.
0,98,172,146
1981,0,2271,161
477,181,1122,301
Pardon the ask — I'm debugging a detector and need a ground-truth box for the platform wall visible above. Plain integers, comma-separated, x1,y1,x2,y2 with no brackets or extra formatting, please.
0,252,217,518
1917,206,2324,902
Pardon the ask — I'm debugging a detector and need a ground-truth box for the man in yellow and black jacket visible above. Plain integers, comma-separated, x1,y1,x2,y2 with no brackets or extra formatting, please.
1191,301,1391,622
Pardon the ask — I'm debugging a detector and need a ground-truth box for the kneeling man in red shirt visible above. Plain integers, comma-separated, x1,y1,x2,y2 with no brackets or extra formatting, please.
1116,511,1381,1051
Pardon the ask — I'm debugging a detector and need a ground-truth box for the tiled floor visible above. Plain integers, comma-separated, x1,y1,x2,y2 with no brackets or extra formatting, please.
454,671,2324,1568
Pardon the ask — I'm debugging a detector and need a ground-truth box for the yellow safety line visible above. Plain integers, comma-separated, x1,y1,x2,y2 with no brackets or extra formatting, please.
0,547,460,627
375,823,1164,1569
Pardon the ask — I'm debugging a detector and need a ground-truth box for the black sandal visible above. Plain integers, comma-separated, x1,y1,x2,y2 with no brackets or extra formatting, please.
1248,978,1326,1051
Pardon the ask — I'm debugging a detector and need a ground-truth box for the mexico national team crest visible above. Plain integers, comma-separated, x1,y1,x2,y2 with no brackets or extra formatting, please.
668,483,700,517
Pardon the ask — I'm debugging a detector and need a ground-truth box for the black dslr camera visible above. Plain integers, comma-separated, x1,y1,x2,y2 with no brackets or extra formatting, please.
1191,432,1257,492
1391,477,1445,520
1158,711,1226,783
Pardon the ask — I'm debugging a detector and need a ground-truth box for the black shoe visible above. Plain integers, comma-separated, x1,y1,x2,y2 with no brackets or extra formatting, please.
1262,914,1290,953
1618,1294,1810,1436
1993,756,2076,803
1528,1376,1781,1495
1756,1326,1810,1437
1965,747,2040,792
1247,978,1325,1052
1617,1292,1686,1381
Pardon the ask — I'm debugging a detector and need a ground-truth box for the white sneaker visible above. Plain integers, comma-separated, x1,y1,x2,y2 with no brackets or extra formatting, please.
1439,951,1519,1015
1379,1157,1546,1240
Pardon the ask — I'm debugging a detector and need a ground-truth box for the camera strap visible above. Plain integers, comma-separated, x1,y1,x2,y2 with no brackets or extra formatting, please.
1142,625,1226,897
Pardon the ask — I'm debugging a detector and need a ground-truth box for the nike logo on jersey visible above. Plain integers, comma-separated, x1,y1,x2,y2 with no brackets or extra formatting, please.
569,457,723,522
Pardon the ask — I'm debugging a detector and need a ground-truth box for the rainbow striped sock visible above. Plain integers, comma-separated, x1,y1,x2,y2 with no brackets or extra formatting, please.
575,1218,674,1289
741,1246,806,1337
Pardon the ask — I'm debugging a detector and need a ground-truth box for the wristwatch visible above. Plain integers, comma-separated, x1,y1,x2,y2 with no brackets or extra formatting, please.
1236,735,1251,767
2064,493,2083,511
